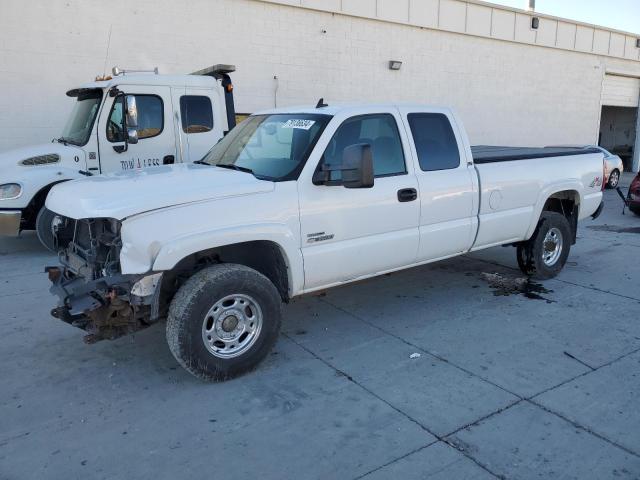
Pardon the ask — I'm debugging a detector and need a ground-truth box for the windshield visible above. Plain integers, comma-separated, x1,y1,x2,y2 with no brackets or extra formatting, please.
60,90,103,146
201,113,331,181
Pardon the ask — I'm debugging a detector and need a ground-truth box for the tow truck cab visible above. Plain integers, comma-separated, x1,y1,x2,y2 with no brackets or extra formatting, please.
0,64,236,244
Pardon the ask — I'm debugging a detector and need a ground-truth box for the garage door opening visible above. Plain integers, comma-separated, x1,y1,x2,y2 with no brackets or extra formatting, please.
598,106,637,171
600,74,639,172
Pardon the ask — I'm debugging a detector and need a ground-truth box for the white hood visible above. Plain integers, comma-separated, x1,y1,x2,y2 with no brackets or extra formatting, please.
0,142,86,174
45,163,275,220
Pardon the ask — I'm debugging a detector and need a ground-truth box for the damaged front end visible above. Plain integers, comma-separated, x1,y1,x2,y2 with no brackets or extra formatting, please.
46,214,162,344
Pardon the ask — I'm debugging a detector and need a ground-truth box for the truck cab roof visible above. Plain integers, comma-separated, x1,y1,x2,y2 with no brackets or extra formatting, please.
68,73,219,96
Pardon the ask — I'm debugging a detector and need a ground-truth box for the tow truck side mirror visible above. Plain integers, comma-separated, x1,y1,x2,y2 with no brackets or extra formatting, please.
125,95,138,144
341,143,374,189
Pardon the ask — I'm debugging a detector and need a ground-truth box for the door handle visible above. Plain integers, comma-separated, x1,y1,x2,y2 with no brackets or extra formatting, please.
163,155,175,165
397,188,418,202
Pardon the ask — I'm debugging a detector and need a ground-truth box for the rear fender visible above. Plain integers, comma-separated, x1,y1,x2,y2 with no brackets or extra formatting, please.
525,181,583,240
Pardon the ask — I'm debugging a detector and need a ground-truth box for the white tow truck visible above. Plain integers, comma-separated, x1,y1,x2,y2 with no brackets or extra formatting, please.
44,103,605,381
0,64,237,250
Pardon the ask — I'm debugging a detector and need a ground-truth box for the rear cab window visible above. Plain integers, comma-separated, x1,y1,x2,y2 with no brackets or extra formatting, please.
180,95,214,133
320,113,406,181
407,113,460,171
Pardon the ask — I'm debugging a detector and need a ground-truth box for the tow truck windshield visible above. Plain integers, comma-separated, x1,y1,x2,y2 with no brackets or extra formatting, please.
59,90,103,146
201,113,330,181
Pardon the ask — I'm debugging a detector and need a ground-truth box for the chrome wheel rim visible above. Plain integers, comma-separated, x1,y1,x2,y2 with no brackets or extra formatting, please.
201,294,263,359
542,227,563,267
609,171,619,187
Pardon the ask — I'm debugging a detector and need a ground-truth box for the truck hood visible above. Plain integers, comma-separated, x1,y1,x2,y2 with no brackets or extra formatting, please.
0,142,86,176
46,163,275,220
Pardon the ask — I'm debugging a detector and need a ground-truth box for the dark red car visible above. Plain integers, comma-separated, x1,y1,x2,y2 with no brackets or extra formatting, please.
629,173,640,216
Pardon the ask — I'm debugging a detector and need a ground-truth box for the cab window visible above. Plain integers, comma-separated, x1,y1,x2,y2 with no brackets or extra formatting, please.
320,114,406,181
180,95,214,134
106,95,164,142
407,113,460,171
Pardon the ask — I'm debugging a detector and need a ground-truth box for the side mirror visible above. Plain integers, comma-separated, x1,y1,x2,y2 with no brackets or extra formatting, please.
125,95,138,128
312,143,375,188
341,143,374,189
124,95,138,145
127,128,138,144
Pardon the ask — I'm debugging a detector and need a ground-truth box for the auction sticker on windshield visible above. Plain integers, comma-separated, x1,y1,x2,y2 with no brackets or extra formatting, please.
282,119,316,130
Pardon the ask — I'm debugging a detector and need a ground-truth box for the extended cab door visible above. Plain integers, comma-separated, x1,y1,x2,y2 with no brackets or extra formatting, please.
399,108,477,261
97,86,176,173
298,110,420,290
171,86,226,163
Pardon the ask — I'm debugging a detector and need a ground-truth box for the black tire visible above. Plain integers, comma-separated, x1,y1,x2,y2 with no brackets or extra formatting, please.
607,169,620,189
35,206,57,252
516,212,572,280
166,263,282,381
630,205,640,217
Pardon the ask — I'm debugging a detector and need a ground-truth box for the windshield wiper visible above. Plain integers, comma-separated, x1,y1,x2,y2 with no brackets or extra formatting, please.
55,137,69,146
215,163,255,175
193,160,210,165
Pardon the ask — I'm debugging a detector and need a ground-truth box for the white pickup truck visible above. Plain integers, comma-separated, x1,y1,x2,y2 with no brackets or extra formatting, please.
44,103,605,381
0,64,237,250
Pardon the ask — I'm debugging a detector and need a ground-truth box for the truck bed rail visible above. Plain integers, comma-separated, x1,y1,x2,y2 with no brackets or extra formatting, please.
471,145,601,164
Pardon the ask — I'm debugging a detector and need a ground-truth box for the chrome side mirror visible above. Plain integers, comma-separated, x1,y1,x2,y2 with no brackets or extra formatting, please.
127,128,138,144
125,95,138,145
125,95,138,129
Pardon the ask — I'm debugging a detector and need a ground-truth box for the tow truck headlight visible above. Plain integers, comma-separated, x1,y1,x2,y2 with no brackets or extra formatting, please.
0,183,22,200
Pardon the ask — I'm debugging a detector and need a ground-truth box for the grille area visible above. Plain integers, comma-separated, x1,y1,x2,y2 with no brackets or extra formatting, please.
54,215,122,280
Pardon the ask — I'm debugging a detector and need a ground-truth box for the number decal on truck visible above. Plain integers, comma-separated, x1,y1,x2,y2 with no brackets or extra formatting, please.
282,119,316,130
120,158,161,170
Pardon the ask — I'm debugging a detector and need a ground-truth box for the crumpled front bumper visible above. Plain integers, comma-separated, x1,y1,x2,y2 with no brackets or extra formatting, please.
46,266,162,343
0,210,21,236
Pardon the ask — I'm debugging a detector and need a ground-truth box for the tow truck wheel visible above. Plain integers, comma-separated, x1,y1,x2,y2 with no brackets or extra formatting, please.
516,212,572,280
36,206,58,252
166,263,282,381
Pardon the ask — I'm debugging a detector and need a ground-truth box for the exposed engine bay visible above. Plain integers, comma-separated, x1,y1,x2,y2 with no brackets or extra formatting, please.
46,212,161,343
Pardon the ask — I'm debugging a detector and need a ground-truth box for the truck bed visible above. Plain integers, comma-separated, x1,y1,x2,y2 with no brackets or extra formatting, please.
471,145,600,164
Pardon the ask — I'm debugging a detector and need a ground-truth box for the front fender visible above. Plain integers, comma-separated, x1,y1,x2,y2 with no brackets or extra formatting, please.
2,165,86,210
120,223,305,296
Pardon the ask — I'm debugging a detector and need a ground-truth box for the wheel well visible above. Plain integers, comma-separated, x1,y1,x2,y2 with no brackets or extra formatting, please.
159,241,290,312
21,181,66,230
542,190,580,243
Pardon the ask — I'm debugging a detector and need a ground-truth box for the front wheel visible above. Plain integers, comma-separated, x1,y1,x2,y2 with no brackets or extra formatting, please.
517,212,572,280
607,169,620,189
166,263,282,381
35,207,58,252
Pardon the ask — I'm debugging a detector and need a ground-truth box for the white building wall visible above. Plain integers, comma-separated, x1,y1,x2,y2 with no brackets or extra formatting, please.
0,0,639,152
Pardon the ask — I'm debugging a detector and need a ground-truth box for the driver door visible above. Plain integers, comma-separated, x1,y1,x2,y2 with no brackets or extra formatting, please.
298,111,420,290
97,86,176,173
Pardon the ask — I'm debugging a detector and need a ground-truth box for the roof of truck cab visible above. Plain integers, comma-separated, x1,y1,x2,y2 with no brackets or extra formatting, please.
74,74,219,91
253,103,454,116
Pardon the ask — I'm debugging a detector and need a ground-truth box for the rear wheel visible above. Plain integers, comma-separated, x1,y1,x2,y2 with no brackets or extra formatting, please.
607,169,620,189
35,207,59,252
166,263,282,381
517,212,572,280
630,205,640,217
